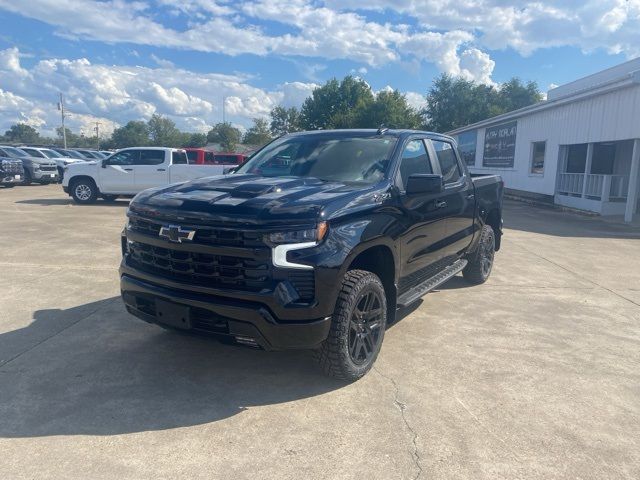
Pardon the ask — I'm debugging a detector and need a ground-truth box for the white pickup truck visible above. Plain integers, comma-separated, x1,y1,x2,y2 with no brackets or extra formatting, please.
62,147,224,203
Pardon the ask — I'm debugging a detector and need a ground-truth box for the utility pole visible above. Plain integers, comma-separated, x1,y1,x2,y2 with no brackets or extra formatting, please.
93,121,102,149
222,95,226,123
58,93,67,149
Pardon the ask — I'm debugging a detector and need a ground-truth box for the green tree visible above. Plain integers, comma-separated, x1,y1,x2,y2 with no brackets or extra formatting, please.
106,121,150,149
147,114,182,147
4,123,41,144
356,90,422,129
181,132,207,148
423,74,542,133
243,118,273,146
496,78,543,113
270,106,301,136
300,76,374,130
207,122,242,151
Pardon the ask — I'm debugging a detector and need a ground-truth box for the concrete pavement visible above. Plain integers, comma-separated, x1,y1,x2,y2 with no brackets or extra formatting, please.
1,185,639,479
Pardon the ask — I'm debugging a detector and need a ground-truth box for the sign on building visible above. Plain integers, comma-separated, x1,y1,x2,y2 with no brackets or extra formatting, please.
483,121,517,168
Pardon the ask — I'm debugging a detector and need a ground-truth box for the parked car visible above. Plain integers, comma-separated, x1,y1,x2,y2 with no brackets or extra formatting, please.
74,149,107,160
62,147,225,203
20,146,85,182
0,146,58,184
48,147,90,160
0,156,24,187
184,148,247,165
119,129,504,380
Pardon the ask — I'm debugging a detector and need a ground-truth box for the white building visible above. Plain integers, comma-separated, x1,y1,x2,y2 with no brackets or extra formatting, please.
448,58,640,223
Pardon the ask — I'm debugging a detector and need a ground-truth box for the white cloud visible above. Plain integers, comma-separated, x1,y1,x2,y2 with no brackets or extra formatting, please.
0,48,317,136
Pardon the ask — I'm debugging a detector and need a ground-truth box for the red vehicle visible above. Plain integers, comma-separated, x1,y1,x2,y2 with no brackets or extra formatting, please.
184,148,246,166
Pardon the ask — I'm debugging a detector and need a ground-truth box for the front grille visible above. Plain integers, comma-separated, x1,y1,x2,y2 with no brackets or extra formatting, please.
129,216,265,248
128,241,272,291
39,165,57,172
1,160,22,174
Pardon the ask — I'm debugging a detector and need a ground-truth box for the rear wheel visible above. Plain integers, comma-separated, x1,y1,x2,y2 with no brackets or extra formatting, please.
314,270,386,381
70,178,98,204
463,225,495,285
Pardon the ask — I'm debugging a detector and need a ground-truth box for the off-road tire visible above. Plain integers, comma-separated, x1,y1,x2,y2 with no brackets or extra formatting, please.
463,224,495,285
314,269,387,381
70,178,99,204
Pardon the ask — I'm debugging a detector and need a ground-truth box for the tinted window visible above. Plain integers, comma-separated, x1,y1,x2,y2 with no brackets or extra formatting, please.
186,151,198,162
205,152,216,164
22,148,45,158
398,139,432,189
432,140,461,184
530,141,546,174
2,147,28,158
107,150,138,166
138,150,165,165
41,149,63,158
172,151,188,164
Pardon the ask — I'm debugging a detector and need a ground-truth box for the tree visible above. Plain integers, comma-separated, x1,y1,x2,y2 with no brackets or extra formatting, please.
300,76,374,130
356,90,422,129
207,122,242,151
422,74,542,133
4,123,41,144
107,121,150,149
270,106,301,136
243,118,272,146
147,114,182,147
496,78,543,113
181,132,207,148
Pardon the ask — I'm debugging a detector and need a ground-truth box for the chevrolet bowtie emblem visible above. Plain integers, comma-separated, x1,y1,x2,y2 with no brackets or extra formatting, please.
158,224,196,243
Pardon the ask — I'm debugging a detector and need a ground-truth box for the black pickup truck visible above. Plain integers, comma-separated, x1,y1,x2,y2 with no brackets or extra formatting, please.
120,129,503,380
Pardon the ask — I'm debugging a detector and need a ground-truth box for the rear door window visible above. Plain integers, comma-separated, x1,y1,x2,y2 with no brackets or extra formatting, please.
172,151,188,164
137,150,165,165
431,140,462,184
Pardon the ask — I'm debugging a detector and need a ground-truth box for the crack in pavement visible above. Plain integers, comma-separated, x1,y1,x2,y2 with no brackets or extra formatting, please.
374,366,423,480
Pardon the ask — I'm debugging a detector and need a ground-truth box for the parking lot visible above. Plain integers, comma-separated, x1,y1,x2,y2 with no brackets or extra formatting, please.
1,184,639,479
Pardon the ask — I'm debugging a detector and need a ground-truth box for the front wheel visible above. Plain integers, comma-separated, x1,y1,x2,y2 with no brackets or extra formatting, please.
314,270,387,381
70,178,99,204
463,225,495,285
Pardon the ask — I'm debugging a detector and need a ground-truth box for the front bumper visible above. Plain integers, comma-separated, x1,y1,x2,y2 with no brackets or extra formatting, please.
33,170,59,182
120,274,332,350
1,173,22,184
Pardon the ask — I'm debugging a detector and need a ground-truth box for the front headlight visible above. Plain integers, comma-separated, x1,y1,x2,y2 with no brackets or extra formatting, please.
33,165,40,170
267,222,328,244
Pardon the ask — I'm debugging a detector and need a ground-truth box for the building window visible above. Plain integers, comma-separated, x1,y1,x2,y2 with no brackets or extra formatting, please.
530,141,546,174
457,130,477,166
566,143,588,173
591,142,615,174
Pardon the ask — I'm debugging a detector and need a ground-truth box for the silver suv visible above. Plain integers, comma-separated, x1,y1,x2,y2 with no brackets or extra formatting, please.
0,146,59,185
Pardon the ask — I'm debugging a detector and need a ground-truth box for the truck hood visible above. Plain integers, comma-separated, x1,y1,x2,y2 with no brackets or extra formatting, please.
131,174,386,225
21,156,57,167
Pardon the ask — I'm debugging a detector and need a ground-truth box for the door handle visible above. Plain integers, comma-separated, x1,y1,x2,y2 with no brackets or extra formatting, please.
157,168,166,171
466,194,475,200
123,168,133,171
435,200,447,209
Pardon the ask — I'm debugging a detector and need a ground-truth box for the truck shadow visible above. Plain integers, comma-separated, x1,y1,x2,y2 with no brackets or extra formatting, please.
0,297,344,438
15,199,130,207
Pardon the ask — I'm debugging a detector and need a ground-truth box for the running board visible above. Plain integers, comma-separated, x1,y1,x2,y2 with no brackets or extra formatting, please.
397,259,468,307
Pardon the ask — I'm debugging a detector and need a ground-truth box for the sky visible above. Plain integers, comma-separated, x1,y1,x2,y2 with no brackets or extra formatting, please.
0,0,638,138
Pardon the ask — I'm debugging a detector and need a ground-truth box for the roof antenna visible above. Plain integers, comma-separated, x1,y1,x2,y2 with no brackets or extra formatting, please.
377,124,388,135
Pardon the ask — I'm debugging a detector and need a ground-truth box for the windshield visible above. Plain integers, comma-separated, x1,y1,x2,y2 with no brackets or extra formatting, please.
41,149,63,158
236,134,397,184
2,147,29,158
22,148,45,158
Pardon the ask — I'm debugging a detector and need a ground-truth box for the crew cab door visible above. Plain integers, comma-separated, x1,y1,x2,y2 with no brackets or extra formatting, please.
133,149,169,191
100,150,137,193
396,138,450,289
427,139,475,258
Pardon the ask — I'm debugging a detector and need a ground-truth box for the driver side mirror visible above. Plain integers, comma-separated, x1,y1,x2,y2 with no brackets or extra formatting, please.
406,174,443,195
101,159,108,168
